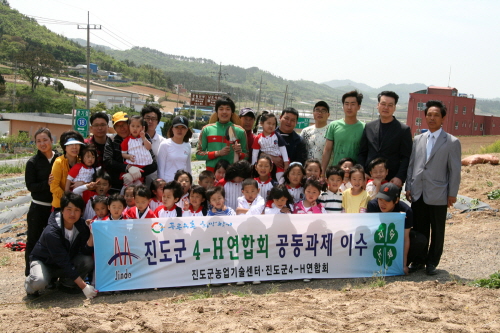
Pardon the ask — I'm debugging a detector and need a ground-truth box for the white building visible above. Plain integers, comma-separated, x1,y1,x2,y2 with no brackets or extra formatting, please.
91,91,146,112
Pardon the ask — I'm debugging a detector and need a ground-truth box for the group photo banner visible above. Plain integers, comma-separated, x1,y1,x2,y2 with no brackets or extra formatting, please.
93,213,406,292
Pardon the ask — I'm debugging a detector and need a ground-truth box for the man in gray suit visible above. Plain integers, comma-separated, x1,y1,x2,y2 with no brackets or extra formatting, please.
405,100,461,275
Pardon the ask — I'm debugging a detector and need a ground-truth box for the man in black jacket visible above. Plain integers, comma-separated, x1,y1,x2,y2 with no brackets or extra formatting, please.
103,112,157,194
25,193,97,299
357,91,412,187
275,107,308,167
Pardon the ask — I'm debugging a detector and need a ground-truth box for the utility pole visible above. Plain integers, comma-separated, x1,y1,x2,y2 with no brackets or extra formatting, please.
257,75,263,113
216,63,222,92
335,96,339,120
12,61,17,112
283,85,288,109
72,93,76,128
78,12,101,109
210,63,228,92
176,84,180,108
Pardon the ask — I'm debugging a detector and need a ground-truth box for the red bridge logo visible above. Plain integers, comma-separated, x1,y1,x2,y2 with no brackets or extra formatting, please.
107,236,141,266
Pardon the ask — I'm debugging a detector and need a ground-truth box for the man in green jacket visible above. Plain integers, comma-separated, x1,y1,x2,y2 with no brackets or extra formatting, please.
196,97,247,171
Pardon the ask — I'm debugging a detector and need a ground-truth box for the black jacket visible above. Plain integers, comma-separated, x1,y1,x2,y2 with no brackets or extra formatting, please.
357,117,412,182
103,134,157,192
25,150,60,203
30,212,94,281
276,128,308,166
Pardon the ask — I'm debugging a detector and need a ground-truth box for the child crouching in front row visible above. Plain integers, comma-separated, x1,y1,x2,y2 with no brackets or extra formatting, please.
155,181,183,217
183,185,207,217
206,186,236,216
318,166,343,213
149,178,166,211
293,178,326,214
104,193,127,220
85,195,109,226
365,157,389,200
342,164,370,213
236,179,265,215
124,185,156,219
264,184,294,214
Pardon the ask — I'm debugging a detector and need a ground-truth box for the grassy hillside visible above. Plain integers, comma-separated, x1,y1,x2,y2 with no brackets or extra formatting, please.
0,4,85,65
0,2,399,110
102,46,349,104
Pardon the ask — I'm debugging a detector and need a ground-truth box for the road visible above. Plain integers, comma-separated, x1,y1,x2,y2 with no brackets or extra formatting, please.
0,157,29,166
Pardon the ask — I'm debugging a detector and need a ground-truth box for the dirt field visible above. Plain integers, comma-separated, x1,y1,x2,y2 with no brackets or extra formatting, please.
458,135,500,154
0,152,499,332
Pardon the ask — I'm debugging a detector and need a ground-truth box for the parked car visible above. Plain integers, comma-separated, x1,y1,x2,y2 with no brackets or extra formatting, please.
189,133,200,148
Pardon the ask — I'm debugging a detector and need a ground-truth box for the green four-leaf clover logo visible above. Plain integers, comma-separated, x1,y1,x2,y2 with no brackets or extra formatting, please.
373,223,398,268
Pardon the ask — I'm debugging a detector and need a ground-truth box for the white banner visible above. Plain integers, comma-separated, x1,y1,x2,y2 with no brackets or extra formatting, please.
94,213,405,291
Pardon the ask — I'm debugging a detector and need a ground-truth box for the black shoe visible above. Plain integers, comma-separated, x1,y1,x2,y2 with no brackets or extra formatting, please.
408,263,425,273
59,284,82,294
47,277,59,290
426,264,438,275
26,291,40,299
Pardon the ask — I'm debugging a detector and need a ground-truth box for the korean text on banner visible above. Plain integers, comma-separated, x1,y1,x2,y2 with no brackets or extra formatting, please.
93,213,405,292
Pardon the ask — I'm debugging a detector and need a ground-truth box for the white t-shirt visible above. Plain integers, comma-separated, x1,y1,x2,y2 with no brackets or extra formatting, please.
237,195,265,215
157,138,192,182
64,227,79,245
150,132,166,157
300,125,328,161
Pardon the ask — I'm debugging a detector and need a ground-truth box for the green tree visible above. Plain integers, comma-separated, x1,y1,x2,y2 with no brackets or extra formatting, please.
90,102,107,113
0,74,6,97
16,47,60,92
145,94,155,105
53,80,64,93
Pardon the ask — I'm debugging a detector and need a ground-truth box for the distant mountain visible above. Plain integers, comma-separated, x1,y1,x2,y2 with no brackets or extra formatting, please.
322,79,375,93
95,46,350,104
378,83,428,99
323,79,428,100
71,38,112,51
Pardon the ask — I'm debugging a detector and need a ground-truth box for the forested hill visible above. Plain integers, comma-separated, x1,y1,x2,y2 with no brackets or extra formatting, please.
0,2,349,105
82,45,349,104
0,3,171,89
0,3,85,65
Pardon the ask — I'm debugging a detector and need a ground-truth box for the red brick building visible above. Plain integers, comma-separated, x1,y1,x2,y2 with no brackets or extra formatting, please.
407,86,500,136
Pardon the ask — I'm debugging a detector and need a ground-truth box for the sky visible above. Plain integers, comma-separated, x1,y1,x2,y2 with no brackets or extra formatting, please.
8,0,500,99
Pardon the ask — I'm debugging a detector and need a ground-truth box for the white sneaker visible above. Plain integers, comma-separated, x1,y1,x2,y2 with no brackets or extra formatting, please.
252,280,261,285
236,281,245,286
303,279,311,282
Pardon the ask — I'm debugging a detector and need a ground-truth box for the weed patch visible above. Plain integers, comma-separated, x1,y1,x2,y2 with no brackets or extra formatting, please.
471,271,500,289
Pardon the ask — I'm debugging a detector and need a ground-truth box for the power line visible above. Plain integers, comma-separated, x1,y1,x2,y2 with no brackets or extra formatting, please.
24,14,84,25
90,13,143,47
90,32,125,51
102,27,135,48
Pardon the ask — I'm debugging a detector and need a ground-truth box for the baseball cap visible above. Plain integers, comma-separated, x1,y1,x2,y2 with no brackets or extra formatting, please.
172,115,189,128
314,101,330,112
112,112,129,125
64,137,85,146
239,108,256,118
375,183,400,202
